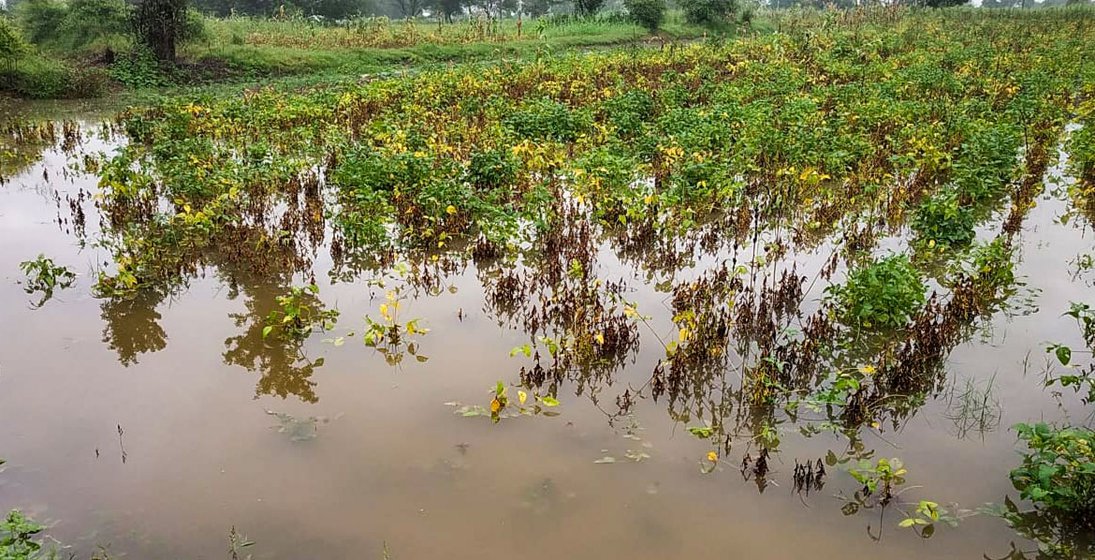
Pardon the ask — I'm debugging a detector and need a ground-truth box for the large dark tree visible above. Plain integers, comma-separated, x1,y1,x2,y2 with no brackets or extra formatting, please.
131,0,187,62
574,0,604,16
467,0,513,16
435,0,461,21
919,0,966,7
522,0,559,16
390,0,424,17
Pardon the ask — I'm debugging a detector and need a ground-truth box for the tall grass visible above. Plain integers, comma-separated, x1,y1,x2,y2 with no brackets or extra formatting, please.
195,10,708,51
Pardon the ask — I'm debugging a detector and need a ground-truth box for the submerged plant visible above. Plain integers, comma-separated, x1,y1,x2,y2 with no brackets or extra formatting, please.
827,255,926,330
0,510,47,560
228,526,255,560
849,457,907,500
362,282,429,366
1044,302,1095,403
262,283,339,341
911,189,976,250
447,381,560,424
18,254,76,307
1005,422,1095,556
898,500,961,538
1010,423,1095,516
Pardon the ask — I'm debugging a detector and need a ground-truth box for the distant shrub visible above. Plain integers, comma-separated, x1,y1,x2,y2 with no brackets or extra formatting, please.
68,65,111,96
15,0,129,52
13,0,65,45
739,0,755,24
678,0,736,26
827,254,927,330
624,0,665,31
574,0,607,17
183,9,208,42
109,47,171,87
0,55,70,97
0,16,31,63
0,53,109,98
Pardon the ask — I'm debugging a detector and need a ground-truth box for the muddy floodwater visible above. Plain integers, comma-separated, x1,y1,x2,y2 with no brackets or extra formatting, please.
1,109,1094,559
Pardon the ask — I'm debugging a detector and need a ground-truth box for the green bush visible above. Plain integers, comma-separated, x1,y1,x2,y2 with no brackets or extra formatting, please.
466,148,519,192
59,0,130,50
678,0,736,26
601,89,655,139
624,0,666,31
183,8,208,43
827,254,927,330
331,147,439,193
504,98,592,142
109,47,172,87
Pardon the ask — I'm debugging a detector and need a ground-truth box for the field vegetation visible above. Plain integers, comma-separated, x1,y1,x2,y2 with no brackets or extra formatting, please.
0,0,726,99
3,3,1095,559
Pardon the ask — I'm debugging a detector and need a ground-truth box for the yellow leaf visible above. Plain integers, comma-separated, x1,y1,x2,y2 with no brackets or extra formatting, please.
446,205,457,215
594,332,605,345
490,398,502,413
518,391,528,405
707,451,718,462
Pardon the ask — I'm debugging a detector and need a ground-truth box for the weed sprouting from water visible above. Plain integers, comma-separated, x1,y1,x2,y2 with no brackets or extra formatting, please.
945,374,1002,440
18,254,76,308
262,283,339,341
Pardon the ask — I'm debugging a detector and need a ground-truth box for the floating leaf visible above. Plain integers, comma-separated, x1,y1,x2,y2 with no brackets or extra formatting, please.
687,426,714,439
1055,345,1071,366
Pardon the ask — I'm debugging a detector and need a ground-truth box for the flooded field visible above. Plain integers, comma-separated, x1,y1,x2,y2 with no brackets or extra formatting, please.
3,9,1095,560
